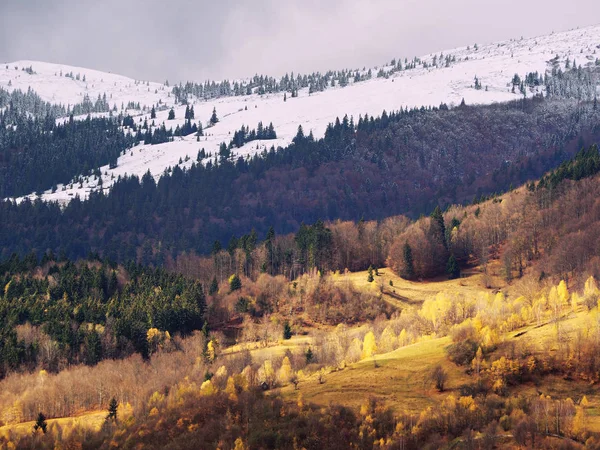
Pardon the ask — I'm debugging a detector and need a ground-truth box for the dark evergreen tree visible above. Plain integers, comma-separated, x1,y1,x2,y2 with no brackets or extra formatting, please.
431,206,447,248
210,107,218,125
209,276,219,295
84,331,102,366
106,397,118,423
33,412,47,434
265,226,276,275
447,254,460,279
292,125,305,144
150,106,156,119
402,243,415,280
227,236,239,255
229,274,242,292
283,321,292,340
168,108,175,120
305,347,314,364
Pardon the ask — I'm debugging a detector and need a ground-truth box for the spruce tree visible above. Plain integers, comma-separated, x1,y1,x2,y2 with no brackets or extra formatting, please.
106,397,118,423
33,412,47,434
168,107,175,120
293,125,305,144
229,274,242,292
431,206,447,248
209,276,219,295
367,265,374,283
84,331,102,366
283,321,292,340
305,347,314,363
150,106,156,119
447,254,460,279
402,243,415,280
210,107,219,125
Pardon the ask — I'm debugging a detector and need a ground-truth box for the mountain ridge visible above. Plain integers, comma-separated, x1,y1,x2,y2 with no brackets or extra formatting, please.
2,24,599,205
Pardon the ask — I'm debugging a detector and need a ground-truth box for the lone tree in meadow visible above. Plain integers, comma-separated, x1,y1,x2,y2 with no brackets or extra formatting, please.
106,397,118,423
367,265,375,283
33,412,47,434
431,365,448,392
210,107,219,125
168,107,175,120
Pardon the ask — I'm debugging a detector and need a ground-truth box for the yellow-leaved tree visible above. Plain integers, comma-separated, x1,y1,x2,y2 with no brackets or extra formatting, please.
225,376,237,401
200,379,216,396
419,292,453,333
234,438,248,450
362,331,378,359
398,328,409,347
206,340,217,362
549,282,569,335
572,396,589,437
378,326,397,353
277,356,293,385
558,280,570,305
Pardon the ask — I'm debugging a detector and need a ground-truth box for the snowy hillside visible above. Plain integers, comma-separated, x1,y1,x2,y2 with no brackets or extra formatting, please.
0,60,170,112
3,24,600,204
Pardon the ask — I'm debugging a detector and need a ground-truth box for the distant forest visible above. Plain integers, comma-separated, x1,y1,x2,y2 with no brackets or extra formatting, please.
1,91,600,265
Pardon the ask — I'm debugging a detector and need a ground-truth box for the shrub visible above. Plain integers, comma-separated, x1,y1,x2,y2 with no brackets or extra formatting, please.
447,340,479,366
431,365,448,392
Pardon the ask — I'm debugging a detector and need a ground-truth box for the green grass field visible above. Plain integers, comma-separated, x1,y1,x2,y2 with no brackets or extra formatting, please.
0,404,133,442
277,335,467,413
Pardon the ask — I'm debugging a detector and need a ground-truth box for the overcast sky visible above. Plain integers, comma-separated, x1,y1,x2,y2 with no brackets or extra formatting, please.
1,0,599,83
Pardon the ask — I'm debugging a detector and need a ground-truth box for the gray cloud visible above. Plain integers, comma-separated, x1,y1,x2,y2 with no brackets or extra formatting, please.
1,0,599,83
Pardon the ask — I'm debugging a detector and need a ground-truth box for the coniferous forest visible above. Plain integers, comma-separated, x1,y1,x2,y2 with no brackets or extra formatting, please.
0,112,134,198
1,95,600,265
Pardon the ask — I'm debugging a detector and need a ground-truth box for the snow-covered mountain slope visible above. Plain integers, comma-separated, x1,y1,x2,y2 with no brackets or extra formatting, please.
3,24,600,204
0,60,170,111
